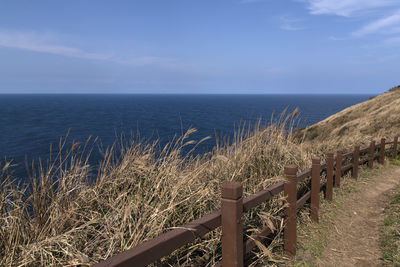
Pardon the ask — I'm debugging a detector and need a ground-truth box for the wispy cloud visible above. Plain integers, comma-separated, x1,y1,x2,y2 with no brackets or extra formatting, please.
264,66,289,74
0,29,189,69
328,36,347,41
383,36,400,45
302,0,400,17
352,10,400,37
113,56,193,71
300,0,400,40
240,0,267,4
279,15,305,31
0,30,110,60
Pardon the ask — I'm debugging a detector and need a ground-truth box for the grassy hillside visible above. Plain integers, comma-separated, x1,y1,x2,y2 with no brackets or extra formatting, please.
297,86,400,149
0,87,399,266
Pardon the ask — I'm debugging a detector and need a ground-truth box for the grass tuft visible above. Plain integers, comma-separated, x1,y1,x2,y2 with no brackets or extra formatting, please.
380,172,400,265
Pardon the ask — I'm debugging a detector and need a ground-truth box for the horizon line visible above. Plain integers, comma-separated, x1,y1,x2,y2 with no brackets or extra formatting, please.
0,92,377,96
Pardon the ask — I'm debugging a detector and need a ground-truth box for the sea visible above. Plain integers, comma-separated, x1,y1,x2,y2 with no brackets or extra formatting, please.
0,94,372,179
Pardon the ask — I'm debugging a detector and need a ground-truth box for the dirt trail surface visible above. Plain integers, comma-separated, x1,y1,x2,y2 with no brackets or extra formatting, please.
313,166,400,266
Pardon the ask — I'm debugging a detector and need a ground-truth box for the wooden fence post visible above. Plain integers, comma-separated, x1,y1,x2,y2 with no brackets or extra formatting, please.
311,158,320,223
326,153,334,201
221,182,243,267
352,145,360,179
284,165,298,257
393,136,398,160
335,151,342,188
380,138,386,165
368,141,375,169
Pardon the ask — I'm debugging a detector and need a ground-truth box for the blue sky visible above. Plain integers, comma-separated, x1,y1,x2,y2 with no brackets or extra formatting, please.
0,0,399,94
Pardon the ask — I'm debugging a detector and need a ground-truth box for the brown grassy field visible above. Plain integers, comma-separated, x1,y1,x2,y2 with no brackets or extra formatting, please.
297,85,400,149
0,87,399,266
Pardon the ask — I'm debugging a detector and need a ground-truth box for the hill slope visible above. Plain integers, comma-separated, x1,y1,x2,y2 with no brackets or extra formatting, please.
299,86,400,149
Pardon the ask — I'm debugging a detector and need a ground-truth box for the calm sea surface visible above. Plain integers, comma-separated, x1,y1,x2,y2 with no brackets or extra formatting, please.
0,94,372,178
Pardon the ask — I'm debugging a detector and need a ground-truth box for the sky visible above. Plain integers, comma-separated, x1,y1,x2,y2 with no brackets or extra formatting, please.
0,0,399,94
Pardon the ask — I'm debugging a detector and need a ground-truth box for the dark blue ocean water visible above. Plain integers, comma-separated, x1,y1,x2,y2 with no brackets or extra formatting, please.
0,94,371,178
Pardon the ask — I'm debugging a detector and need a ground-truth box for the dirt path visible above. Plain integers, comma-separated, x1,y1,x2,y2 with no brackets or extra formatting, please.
315,166,400,266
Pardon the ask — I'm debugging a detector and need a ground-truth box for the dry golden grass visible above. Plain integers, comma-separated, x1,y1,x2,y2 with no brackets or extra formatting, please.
296,85,400,151
0,86,399,266
0,110,319,266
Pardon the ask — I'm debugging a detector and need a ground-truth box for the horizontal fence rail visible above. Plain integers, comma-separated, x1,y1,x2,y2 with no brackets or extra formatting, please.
93,136,399,267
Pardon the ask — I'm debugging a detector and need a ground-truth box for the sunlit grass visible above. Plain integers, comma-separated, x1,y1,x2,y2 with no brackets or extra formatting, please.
0,109,323,266
1,84,399,266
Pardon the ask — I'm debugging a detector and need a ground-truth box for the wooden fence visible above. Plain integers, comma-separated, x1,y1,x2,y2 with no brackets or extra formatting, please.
93,136,399,267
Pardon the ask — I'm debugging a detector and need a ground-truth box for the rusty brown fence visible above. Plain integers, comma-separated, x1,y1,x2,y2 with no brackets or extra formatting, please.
93,136,399,267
